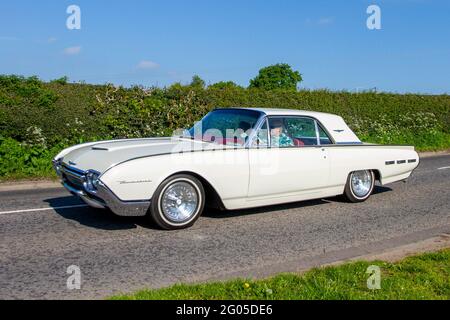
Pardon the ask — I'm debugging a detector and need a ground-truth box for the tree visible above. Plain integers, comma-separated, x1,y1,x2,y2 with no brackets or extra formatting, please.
190,75,205,88
249,63,302,90
50,76,69,85
208,81,242,90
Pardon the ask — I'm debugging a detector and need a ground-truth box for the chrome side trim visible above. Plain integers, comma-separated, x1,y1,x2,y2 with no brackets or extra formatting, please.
336,141,364,145
314,119,320,146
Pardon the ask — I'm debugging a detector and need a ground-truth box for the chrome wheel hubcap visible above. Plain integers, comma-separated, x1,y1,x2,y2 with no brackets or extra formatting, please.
351,170,372,198
161,181,199,222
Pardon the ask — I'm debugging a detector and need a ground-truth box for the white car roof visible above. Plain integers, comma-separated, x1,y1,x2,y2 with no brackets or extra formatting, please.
229,107,361,144
246,107,332,117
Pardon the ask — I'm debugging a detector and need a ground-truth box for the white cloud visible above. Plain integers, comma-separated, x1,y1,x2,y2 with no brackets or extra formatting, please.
47,37,57,43
137,60,159,70
64,46,81,55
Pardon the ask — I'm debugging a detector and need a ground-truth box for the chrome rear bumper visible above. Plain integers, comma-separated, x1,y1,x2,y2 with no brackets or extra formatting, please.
56,161,150,217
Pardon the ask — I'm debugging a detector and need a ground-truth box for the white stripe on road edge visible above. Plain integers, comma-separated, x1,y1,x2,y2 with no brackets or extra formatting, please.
437,166,450,170
0,204,88,215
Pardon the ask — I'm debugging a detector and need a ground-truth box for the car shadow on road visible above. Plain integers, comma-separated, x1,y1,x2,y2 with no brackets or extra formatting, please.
44,185,392,230
203,198,327,219
372,184,392,195
202,185,393,219
44,196,154,231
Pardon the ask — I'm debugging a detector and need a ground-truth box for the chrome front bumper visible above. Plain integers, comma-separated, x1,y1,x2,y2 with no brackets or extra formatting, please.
54,160,150,217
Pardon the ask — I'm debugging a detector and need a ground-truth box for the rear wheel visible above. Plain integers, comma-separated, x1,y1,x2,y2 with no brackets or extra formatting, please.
149,174,205,230
343,170,375,202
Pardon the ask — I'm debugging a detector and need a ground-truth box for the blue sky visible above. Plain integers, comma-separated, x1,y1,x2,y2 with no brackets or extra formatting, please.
0,0,449,93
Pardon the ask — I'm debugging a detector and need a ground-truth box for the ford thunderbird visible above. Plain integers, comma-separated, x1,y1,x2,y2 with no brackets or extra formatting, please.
53,108,419,229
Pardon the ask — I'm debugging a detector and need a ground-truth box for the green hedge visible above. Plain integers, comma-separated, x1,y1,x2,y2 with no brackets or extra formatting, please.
0,75,449,179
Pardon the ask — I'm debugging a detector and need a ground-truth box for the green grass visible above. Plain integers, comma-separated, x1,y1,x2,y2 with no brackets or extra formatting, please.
110,249,450,300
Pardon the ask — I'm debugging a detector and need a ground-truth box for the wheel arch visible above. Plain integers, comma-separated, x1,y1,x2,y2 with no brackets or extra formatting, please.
372,169,381,183
165,171,226,210
345,168,381,183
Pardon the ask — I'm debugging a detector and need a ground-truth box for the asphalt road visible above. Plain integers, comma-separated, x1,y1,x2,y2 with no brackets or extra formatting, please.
1,155,449,299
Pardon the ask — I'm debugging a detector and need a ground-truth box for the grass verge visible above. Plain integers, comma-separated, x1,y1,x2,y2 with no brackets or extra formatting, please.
110,249,450,300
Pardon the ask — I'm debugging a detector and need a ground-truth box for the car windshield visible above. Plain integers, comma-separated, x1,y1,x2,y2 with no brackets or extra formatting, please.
186,109,262,146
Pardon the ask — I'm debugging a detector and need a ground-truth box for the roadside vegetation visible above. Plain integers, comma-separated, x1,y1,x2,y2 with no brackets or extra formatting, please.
1,67,449,180
111,249,450,300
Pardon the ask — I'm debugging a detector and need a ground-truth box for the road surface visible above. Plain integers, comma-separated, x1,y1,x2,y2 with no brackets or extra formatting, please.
0,155,449,299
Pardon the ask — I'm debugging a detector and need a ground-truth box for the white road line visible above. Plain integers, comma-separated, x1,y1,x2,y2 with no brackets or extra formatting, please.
437,166,450,170
0,204,88,215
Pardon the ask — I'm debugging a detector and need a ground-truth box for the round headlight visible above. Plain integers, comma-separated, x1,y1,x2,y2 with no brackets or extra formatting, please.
92,175,100,187
85,171,100,192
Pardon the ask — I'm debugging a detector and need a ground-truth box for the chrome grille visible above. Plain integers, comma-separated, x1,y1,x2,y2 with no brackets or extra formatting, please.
62,164,85,189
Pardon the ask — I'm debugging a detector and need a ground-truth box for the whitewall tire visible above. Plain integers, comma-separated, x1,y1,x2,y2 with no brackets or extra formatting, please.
344,170,375,203
149,174,205,230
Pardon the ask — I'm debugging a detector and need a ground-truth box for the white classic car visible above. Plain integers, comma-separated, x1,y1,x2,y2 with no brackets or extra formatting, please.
53,108,419,229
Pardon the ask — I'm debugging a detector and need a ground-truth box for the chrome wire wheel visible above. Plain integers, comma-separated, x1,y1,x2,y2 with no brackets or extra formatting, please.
350,170,373,198
151,174,205,230
160,180,199,223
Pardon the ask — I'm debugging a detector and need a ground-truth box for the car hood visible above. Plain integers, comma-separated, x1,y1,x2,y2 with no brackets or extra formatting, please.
61,138,225,173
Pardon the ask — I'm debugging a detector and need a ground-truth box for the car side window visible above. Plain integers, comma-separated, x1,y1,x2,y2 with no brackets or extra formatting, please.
268,117,295,148
284,117,318,146
317,124,332,145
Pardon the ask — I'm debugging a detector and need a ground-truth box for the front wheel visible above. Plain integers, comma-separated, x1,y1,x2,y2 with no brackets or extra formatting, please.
343,170,375,202
149,174,205,230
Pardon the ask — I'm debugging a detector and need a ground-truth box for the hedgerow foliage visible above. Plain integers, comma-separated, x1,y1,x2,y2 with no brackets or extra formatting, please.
0,74,449,179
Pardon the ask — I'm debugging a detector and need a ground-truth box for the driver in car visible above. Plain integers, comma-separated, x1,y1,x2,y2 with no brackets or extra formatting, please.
270,119,294,147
